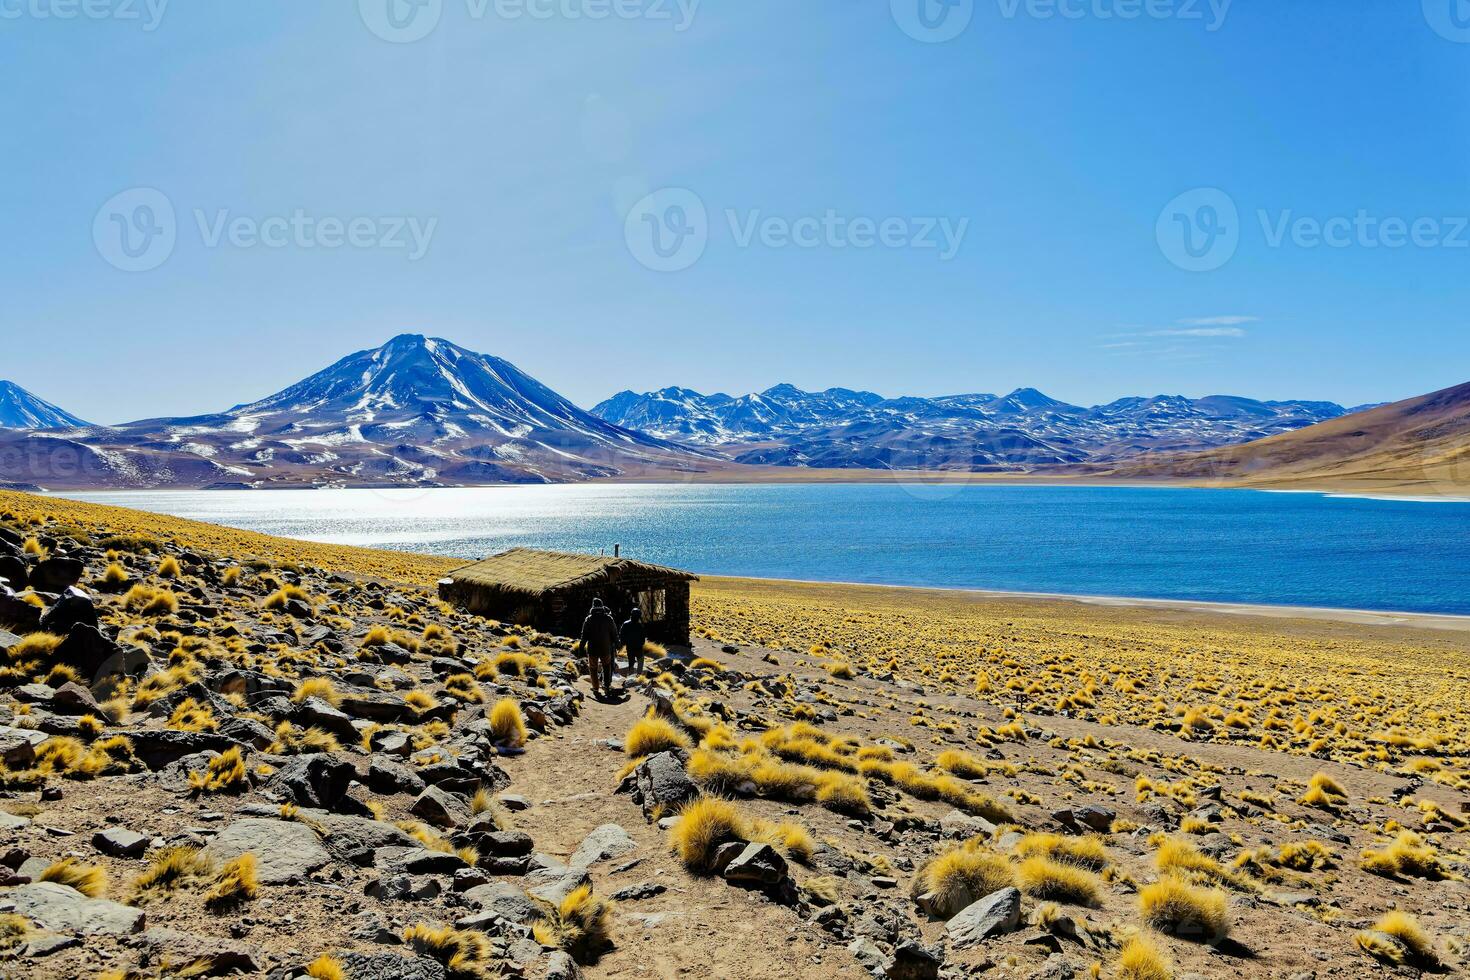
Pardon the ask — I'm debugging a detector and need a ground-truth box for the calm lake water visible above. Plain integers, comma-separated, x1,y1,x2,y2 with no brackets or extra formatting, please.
64,484,1470,616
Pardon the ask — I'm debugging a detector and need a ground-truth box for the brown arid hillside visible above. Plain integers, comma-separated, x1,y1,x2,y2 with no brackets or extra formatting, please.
0,490,1465,979
1078,381,1470,495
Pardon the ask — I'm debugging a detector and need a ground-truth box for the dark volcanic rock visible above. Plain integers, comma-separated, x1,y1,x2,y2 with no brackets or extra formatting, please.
39,590,99,637
266,753,356,810
116,729,248,770
29,557,84,594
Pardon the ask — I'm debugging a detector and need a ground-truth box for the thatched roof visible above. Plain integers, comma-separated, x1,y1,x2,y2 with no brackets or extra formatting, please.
443,548,697,597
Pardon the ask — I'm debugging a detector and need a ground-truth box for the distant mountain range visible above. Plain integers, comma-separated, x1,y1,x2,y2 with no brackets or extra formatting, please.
0,381,90,430
1079,380,1470,494
0,336,714,490
1,335,1447,493
592,384,1374,471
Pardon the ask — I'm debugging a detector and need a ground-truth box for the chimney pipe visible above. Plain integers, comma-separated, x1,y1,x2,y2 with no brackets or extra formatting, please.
614,544,621,558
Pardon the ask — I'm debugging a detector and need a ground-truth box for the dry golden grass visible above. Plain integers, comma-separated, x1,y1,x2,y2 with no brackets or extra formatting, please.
305,955,347,980
533,884,616,964
1115,933,1174,980
488,698,528,747
1355,910,1438,968
402,923,494,979
1014,832,1109,872
291,677,341,706
38,857,107,897
913,844,1016,919
1139,875,1229,942
188,746,248,794
204,853,259,909
692,577,1470,780
1016,855,1103,906
669,796,746,873
129,847,216,903
624,716,691,757
1360,831,1449,880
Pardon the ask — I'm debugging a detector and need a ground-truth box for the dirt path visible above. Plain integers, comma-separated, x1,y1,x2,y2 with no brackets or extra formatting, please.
498,674,861,980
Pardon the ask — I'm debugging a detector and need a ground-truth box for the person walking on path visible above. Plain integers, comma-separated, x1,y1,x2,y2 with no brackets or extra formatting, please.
620,606,647,676
580,598,619,698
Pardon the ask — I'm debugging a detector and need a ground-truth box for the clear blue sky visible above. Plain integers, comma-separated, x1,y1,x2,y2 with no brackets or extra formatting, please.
2,0,1468,424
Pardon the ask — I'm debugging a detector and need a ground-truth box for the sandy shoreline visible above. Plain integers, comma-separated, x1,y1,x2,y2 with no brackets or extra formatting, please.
700,574,1470,633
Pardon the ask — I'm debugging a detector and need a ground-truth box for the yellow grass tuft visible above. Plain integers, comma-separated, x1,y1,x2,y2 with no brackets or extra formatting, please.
1139,875,1229,942
914,844,1016,919
305,955,347,980
188,747,248,794
624,716,691,757
402,923,494,979
1355,910,1438,967
291,677,341,706
1016,855,1103,906
204,853,259,909
1116,933,1174,980
39,857,107,897
1360,830,1448,880
533,884,616,964
488,698,528,747
1299,771,1347,809
129,846,216,903
268,721,340,756
167,697,218,733
669,796,746,873
1015,832,1109,872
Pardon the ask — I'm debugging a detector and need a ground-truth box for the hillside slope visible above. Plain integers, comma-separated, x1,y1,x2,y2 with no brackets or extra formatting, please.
1080,380,1470,494
0,490,1463,978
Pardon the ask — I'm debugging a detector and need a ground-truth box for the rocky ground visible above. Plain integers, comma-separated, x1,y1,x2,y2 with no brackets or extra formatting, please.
0,494,1465,979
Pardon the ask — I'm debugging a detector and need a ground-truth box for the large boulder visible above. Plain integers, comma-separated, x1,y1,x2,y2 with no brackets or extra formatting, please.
266,753,356,810
116,729,247,770
136,928,263,975
368,758,426,796
625,751,697,821
0,588,41,633
0,554,27,591
28,557,84,594
721,843,789,889
0,724,48,768
0,882,145,935
946,887,1022,948
336,951,449,980
202,818,330,884
39,590,98,637
57,624,147,684
569,824,637,869
410,785,470,828
461,881,542,925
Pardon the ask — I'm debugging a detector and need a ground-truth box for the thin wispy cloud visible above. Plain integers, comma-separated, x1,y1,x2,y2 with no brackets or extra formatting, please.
1099,316,1257,356
1177,315,1260,327
1145,326,1247,338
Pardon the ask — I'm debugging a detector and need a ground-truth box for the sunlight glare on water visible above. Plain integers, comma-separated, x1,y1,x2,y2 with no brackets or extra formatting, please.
64,484,1470,615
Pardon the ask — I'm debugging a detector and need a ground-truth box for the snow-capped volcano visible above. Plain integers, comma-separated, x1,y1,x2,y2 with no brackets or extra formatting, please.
0,336,718,490
0,381,90,430
219,334,675,450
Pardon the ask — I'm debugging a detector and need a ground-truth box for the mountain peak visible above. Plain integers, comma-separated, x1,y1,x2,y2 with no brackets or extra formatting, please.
0,381,91,430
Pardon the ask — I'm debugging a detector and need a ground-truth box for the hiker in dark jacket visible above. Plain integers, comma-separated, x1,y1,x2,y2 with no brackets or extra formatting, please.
579,598,619,697
620,606,647,676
